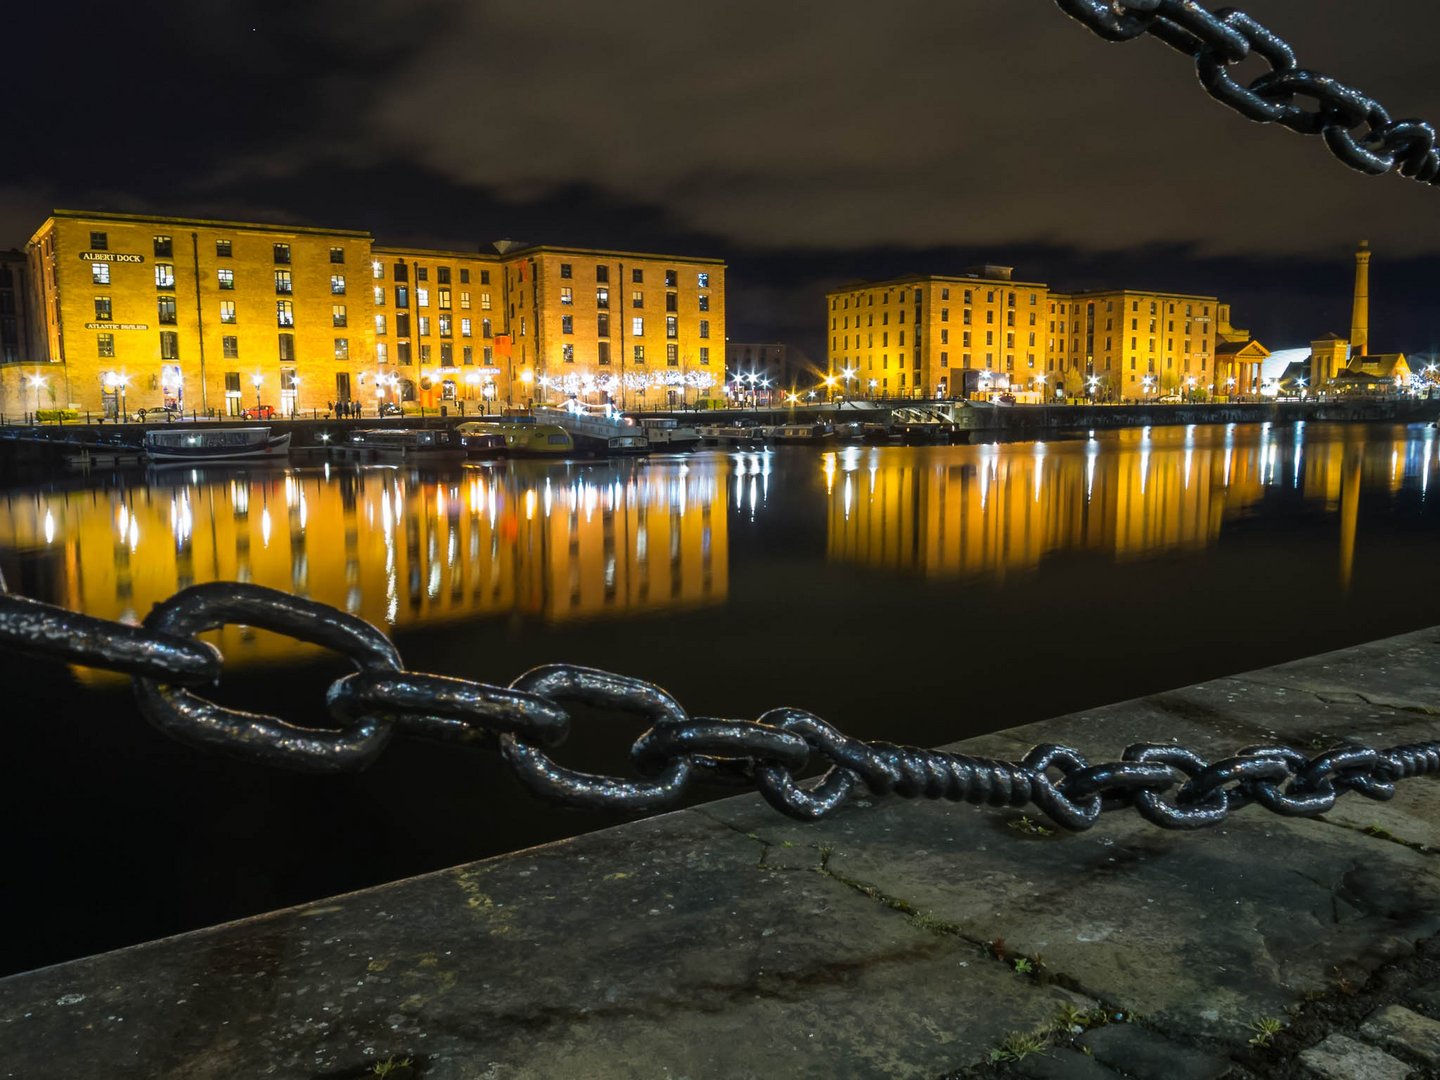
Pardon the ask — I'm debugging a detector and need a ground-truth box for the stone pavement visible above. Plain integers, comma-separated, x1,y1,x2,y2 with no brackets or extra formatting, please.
1,629,1438,1079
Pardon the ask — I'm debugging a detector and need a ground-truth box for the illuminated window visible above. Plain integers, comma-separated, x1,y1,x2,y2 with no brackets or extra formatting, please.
633,344,645,362
698,294,709,313
273,244,290,264
418,316,430,336
332,304,347,328
460,291,471,310
222,336,239,359
438,288,451,310
94,297,112,320
395,285,409,308
374,286,384,306
461,318,471,337
562,343,574,362
331,274,346,295
561,315,573,334
97,333,115,357
372,260,384,280
335,338,349,359
666,315,677,339
439,314,452,336
155,264,175,289
697,272,709,288
276,301,294,327
157,296,177,324
417,288,430,308
376,342,388,363
219,301,236,324
274,270,292,295
375,314,387,335
481,292,492,310
595,288,608,309
631,290,644,309
217,268,234,290
632,316,644,336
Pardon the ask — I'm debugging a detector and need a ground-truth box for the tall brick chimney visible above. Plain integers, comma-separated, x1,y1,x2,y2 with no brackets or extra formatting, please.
1350,241,1371,358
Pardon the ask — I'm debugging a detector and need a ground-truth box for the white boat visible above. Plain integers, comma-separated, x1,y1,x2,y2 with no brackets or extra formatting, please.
144,426,290,463
534,406,649,455
457,415,575,456
637,416,702,450
697,420,764,446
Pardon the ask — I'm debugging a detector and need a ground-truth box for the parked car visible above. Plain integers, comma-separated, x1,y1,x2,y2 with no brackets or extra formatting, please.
378,402,401,417
135,406,180,422
242,404,276,420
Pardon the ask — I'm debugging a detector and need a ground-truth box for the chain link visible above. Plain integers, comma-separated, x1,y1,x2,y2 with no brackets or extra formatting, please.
2,581,1436,831
1056,1,1440,186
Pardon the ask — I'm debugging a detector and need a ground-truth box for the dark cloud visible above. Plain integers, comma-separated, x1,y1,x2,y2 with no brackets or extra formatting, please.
5,1,1440,354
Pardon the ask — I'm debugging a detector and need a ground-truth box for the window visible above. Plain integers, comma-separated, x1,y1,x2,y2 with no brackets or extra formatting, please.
561,315,573,334
159,331,179,360
416,287,429,308
482,318,492,338
222,335,239,359
157,296,177,324
462,346,472,364
699,346,709,365
331,274,346,295
438,288,451,309
941,308,949,322
664,269,677,287
632,268,644,284
94,297,112,320
940,329,948,345
376,342,388,363
480,292,491,310
440,342,453,364
597,313,609,337
329,246,345,264
90,232,108,250
632,290,644,309
596,266,609,283
334,338,349,359
273,243,290,264
699,320,710,339
372,260,385,280
632,316,644,336
97,333,115,357
437,267,451,285
665,292,677,313
92,263,110,285
598,341,611,365
274,270,292,295
460,269,470,284
217,268,234,290
416,266,428,282
219,300,236,324
375,314,387,335
480,270,490,285
418,316,430,336
277,301,294,327
395,285,409,308
278,333,295,361
396,342,411,364
665,315,677,339
439,314,452,337
596,288,608,309
374,286,385,306
332,304,347,328
460,291,471,310
560,262,572,278
461,318,471,337
155,264,175,289
698,294,709,313
667,343,679,366
633,344,645,363
562,343,574,363
697,272,709,288
153,235,173,258
420,344,431,363
560,287,573,305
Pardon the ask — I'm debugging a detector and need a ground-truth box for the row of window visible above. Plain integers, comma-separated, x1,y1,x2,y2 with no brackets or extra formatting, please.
384,286,489,310
88,232,354,266
559,264,711,289
554,344,712,365
376,314,491,338
373,261,486,285
561,286,710,312
832,288,1039,310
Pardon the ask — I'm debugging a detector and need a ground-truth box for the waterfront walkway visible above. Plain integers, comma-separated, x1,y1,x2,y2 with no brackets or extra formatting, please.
2,632,1439,1078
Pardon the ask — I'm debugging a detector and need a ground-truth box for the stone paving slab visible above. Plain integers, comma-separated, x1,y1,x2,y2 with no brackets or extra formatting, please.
1,631,1438,1079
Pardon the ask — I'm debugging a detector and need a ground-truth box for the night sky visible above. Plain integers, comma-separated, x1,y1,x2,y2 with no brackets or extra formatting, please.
6,1,1440,364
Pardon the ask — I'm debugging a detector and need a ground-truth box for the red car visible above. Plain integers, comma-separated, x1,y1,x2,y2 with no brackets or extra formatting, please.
242,404,276,420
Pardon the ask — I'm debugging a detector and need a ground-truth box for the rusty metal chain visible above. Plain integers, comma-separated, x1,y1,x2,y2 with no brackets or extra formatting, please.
2,581,1437,831
1057,1,1440,185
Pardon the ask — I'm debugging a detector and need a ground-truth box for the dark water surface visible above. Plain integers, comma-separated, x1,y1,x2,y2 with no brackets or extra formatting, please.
4,421,1439,974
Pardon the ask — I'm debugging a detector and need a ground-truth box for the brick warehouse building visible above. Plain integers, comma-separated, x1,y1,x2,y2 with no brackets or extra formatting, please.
2,210,726,417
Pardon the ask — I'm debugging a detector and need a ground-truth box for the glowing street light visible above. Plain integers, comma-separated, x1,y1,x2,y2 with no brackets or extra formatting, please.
26,373,46,416
251,372,264,409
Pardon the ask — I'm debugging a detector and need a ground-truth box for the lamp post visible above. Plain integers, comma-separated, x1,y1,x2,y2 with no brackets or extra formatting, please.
251,373,263,411
1142,374,1156,401
867,378,878,400
26,373,46,418
289,375,302,417
841,367,856,401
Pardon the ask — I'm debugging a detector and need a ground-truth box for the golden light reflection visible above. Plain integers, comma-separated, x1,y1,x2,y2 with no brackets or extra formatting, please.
826,426,1428,583
0,460,729,672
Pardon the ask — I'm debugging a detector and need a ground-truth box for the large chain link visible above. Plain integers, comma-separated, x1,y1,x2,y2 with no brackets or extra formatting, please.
1,581,1436,831
1056,1,1440,185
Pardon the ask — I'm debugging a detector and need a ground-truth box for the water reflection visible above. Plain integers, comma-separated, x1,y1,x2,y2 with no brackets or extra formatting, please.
0,459,728,668
823,425,1433,586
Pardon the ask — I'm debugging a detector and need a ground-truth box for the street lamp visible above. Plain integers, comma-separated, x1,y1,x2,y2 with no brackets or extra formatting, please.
1142,374,1156,400
251,372,264,410
867,378,878,399
289,374,302,416
841,367,856,400
1086,374,1100,403
26,373,46,417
